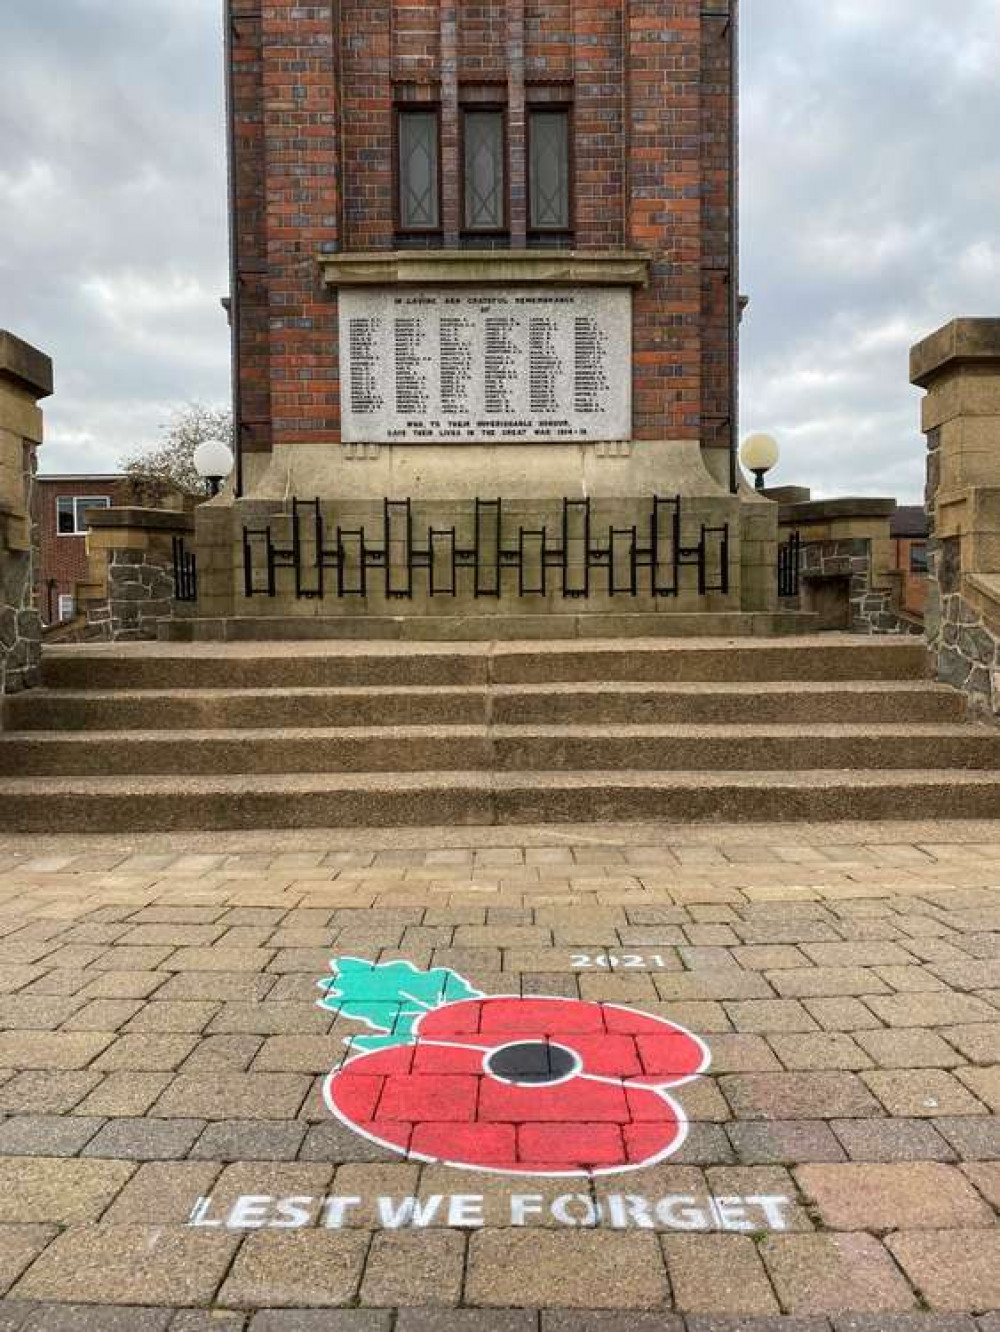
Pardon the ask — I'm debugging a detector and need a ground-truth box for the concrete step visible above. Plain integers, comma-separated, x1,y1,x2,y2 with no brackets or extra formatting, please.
2,679,964,733
35,635,930,692
2,724,997,778
1,768,999,832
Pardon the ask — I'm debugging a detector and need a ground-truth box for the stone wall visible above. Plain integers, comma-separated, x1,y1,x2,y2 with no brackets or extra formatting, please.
85,508,195,642
0,332,52,701
912,318,1000,723
798,537,916,636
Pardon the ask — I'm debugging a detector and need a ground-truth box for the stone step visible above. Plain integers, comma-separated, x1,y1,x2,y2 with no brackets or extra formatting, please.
2,679,963,732
1,768,999,832
35,635,929,692
1,723,996,778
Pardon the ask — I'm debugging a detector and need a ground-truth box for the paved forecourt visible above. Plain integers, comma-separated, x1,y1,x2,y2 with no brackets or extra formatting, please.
2,823,1000,1327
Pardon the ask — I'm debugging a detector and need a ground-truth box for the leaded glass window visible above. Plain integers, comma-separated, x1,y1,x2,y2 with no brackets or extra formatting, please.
398,110,440,231
463,110,505,231
529,110,571,231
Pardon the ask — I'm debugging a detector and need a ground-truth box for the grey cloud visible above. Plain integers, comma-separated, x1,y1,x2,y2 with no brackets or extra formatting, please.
1,1,997,499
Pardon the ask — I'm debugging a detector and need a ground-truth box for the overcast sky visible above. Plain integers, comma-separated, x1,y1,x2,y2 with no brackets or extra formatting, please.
2,1,998,500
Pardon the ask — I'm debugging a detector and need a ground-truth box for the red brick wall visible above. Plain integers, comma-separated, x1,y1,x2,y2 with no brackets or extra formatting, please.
34,479,132,622
227,0,737,470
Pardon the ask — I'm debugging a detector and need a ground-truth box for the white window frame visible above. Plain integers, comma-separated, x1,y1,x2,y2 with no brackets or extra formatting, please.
57,593,76,622
56,495,111,536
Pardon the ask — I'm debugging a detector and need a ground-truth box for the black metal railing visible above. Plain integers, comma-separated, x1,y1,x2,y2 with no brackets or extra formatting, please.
243,496,730,603
172,536,198,602
778,531,802,598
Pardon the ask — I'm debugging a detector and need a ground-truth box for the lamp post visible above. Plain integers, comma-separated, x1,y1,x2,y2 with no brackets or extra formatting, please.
740,433,780,492
193,439,235,498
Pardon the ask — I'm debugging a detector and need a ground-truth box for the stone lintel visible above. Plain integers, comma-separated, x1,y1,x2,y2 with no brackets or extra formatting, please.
0,330,54,400
318,250,652,289
87,507,195,534
911,317,1000,388
779,496,897,526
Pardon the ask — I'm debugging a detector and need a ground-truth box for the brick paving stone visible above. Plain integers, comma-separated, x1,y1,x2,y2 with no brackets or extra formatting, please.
190,1120,306,1162
767,1033,873,1071
831,1318,978,1331
20,1306,174,1331
727,1121,847,1165
170,1315,248,1332
960,1161,1000,1208
155,975,275,1003
0,1072,102,1115
0,1032,114,1070
795,1163,994,1230
152,1073,310,1120
831,1118,956,1163
934,1116,1000,1159
0,1116,104,1157
219,1231,370,1308
701,1035,782,1073
733,946,810,971
182,1035,264,1074
865,993,998,1027
13,1225,239,1306
0,997,84,1031
955,1065,1000,1111
769,969,887,999
93,1034,200,1073
761,1233,916,1314
248,1315,391,1332
800,998,882,1032
854,1028,963,1069
862,1070,986,1118
359,1231,465,1307
298,1122,397,1165
74,1071,173,1117
542,1317,682,1332
726,1002,818,1034
0,1158,133,1224
720,1073,883,1120
662,1234,778,1314
685,1321,831,1332
939,1024,1000,1064
672,1123,737,1165
399,1314,539,1332
78,972,169,1000
81,1117,205,1161
208,1003,333,1036
126,1001,221,1033
61,1000,146,1031
888,1229,1000,1311
103,1162,222,1224
0,1228,57,1296
465,1231,669,1309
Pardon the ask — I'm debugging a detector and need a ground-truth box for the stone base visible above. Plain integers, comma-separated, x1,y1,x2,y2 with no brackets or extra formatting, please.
160,610,816,643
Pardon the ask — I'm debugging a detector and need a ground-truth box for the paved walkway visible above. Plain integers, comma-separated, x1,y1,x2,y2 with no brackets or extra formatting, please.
1,821,1000,1328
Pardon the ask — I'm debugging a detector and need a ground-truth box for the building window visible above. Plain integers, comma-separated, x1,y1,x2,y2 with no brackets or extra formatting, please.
463,109,506,233
57,593,76,622
529,109,571,233
910,542,929,574
397,109,441,232
56,495,110,535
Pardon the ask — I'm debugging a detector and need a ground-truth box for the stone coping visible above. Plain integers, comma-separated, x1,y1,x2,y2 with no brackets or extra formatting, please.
779,497,896,525
911,316,1000,387
87,507,195,534
318,250,651,288
0,330,53,399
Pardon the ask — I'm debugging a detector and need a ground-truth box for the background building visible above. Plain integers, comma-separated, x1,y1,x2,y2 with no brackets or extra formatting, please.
34,474,131,623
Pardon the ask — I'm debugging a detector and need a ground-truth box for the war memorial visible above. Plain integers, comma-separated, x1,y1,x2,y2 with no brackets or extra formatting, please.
3,1,1000,1327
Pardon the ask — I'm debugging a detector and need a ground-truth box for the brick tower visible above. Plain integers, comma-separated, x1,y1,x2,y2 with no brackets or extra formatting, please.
196,0,778,634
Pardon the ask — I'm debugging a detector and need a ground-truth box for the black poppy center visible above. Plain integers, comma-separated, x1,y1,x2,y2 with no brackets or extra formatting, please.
486,1041,577,1085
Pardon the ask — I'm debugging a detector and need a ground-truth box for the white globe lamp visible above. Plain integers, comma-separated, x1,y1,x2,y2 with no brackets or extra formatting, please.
193,438,235,497
740,433,780,492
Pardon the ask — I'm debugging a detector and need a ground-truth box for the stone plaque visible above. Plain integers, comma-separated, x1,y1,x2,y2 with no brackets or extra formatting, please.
340,286,631,443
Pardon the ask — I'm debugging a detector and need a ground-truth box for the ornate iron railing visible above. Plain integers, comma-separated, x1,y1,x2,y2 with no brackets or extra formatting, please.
242,497,729,602
172,536,198,602
778,531,802,598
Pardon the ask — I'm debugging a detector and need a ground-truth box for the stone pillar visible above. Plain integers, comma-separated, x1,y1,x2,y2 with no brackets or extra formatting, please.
777,496,906,634
0,332,52,699
911,318,1000,719
85,508,195,642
